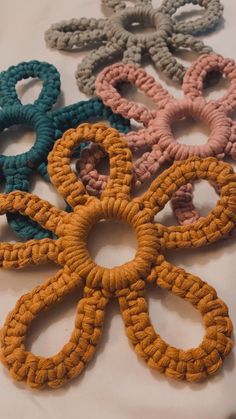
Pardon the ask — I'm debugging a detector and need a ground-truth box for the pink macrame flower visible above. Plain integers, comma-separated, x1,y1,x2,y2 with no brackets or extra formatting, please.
76,54,236,228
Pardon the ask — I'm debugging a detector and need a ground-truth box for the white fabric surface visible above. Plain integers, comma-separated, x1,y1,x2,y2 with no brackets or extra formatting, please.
0,0,236,418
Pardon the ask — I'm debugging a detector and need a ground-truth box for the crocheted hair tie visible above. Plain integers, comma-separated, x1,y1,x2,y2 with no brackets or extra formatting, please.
76,54,236,229
45,0,223,95
1,123,236,389
0,60,130,240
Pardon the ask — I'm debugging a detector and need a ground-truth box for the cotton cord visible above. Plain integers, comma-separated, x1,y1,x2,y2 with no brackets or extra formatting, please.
45,0,223,94
1,123,236,389
77,54,236,232
0,60,130,240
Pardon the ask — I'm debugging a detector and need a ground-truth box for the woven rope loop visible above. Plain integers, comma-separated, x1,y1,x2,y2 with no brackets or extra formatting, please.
0,60,131,240
160,0,224,35
0,123,236,388
45,0,223,94
0,60,61,111
108,6,173,43
76,54,236,235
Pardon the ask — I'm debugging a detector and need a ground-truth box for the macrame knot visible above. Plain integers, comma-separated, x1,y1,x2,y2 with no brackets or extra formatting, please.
45,0,223,94
76,54,236,236
0,122,236,388
0,60,130,240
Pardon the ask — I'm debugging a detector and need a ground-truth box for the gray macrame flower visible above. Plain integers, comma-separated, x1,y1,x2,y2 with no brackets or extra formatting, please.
45,0,223,95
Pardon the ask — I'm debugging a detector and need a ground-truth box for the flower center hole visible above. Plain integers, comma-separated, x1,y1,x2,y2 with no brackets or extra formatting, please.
16,77,43,105
124,15,156,34
88,220,137,267
0,124,36,155
172,117,210,145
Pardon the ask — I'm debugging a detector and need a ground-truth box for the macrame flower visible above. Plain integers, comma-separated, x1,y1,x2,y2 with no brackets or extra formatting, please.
76,54,236,230
0,60,129,240
0,123,236,389
45,0,223,94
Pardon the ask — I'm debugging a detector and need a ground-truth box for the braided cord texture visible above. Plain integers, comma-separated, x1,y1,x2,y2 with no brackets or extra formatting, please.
75,54,236,235
0,123,236,388
45,0,223,94
0,60,130,240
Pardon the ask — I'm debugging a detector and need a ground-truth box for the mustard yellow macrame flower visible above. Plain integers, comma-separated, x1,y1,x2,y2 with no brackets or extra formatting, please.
0,123,236,389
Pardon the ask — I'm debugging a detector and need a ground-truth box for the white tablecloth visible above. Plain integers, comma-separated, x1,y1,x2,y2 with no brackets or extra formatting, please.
0,1,236,418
